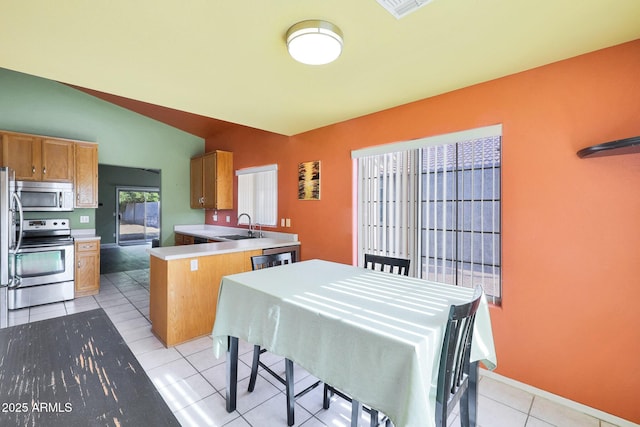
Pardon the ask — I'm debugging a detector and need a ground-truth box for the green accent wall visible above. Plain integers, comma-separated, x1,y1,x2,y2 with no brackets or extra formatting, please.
0,68,205,246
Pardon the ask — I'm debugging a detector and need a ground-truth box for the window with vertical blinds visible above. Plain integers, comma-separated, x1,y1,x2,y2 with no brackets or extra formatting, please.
236,164,278,226
354,125,502,304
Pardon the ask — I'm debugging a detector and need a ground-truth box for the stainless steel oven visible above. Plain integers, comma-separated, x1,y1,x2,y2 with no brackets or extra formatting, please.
8,219,75,310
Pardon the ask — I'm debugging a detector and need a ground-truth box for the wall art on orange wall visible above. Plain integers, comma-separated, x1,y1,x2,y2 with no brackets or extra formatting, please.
298,160,320,200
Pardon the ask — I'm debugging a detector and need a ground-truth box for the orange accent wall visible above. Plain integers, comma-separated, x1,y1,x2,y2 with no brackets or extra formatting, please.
207,39,640,423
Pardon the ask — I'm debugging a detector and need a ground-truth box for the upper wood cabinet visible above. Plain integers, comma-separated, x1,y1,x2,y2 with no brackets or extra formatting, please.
1,133,74,182
42,138,75,182
190,150,233,210
75,142,98,208
1,131,99,207
1,133,38,180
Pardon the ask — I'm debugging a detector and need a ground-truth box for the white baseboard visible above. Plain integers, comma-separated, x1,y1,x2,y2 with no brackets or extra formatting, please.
479,370,639,427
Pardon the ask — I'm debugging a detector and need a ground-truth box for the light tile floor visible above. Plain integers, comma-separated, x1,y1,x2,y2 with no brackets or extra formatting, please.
7,269,623,427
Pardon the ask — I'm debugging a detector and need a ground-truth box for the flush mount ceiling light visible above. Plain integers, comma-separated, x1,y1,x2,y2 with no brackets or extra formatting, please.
286,20,343,65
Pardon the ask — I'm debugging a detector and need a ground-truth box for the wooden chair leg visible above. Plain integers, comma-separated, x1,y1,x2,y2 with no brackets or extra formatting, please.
285,358,295,426
465,361,479,427
248,345,261,392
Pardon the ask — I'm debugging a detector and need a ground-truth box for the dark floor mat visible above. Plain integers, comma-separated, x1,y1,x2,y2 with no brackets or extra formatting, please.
0,308,179,426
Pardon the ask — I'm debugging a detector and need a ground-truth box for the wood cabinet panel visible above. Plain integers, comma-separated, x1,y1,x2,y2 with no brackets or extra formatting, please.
2,133,41,180
75,239,100,297
150,249,261,347
2,132,96,203
190,150,233,210
41,138,74,182
174,233,194,245
190,157,204,208
214,150,233,209
201,152,217,209
75,142,98,208
1,133,75,182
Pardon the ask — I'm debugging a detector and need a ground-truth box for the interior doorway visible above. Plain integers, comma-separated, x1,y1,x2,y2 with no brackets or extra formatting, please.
116,186,160,246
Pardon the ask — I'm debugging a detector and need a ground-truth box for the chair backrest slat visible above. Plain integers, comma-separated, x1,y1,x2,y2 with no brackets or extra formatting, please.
364,254,410,276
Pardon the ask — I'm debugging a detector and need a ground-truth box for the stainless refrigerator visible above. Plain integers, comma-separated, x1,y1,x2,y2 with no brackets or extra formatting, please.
1,167,23,328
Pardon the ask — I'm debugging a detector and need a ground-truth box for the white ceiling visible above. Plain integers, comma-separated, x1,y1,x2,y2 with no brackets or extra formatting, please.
1,0,639,136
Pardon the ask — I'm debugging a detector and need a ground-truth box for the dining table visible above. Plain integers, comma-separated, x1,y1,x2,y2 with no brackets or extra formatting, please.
212,259,497,427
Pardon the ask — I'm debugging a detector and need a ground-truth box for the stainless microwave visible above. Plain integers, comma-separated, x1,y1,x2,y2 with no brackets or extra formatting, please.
16,181,74,211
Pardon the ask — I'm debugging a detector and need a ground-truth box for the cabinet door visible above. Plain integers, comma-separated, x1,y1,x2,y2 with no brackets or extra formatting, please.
190,156,204,208
190,151,233,210
202,152,217,209
75,142,98,208
2,133,41,180
214,151,233,209
41,138,74,182
75,241,100,297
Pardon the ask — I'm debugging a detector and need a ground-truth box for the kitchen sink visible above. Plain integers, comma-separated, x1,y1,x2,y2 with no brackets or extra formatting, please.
217,234,257,240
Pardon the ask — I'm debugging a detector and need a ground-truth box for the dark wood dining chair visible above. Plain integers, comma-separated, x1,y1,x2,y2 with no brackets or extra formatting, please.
435,285,483,427
248,251,319,426
324,284,484,427
364,253,410,276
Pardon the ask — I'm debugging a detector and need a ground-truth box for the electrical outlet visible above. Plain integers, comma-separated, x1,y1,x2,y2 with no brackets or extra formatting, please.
213,213,218,221
226,216,231,223
80,215,89,223
285,218,291,227
281,218,285,227
190,259,198,271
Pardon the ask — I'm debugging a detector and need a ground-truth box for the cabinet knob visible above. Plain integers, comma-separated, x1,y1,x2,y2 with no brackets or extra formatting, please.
32,166,36,174
43,167,47,175
78,261,81,268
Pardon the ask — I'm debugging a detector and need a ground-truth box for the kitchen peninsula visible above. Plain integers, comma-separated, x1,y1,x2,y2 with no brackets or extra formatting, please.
148,225,300,347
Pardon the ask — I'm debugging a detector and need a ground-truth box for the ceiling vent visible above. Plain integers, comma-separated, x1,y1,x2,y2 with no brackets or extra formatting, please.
376,0,435,19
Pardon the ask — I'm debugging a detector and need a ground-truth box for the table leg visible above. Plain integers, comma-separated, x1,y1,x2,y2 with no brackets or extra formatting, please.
285,358,295,426
467,361,479,427
226,336,238,412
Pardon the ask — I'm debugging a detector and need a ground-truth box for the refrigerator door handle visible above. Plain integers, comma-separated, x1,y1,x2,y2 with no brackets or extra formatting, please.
11,191,23,253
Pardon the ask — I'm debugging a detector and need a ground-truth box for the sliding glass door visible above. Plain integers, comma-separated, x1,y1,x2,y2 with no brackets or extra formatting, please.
116,187,160,245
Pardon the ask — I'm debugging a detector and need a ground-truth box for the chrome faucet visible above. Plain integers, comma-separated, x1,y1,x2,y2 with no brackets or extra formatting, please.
237,213,253,237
